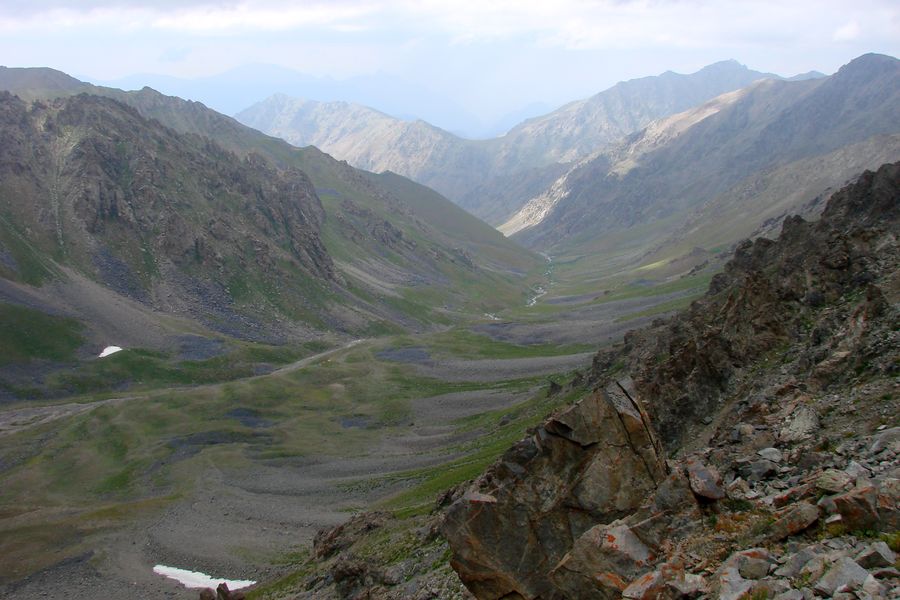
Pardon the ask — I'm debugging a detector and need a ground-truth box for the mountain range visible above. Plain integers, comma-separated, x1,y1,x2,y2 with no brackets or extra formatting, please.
237,60,790,224
99,64,512,138
501,53,900,276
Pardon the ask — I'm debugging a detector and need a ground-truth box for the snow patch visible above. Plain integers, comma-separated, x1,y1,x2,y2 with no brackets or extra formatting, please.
98,346,123,358
152,565,255,590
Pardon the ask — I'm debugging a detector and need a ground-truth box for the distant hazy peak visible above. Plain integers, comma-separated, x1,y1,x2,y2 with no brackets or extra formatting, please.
835,52,900,78
787,71,828,81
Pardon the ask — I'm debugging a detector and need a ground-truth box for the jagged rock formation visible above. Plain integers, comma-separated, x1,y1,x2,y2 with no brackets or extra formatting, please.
442,382,666,599
442,162,900,599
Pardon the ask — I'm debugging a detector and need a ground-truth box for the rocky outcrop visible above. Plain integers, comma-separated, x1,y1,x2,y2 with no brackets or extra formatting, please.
444,162,900,599
593,160,900,449
441,381,666,599
0,91,335,337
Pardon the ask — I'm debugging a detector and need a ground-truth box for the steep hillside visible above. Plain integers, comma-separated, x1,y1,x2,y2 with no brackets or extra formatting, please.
504,54,900,270
236,61,779,223
0,69,539,336
0,92,333,339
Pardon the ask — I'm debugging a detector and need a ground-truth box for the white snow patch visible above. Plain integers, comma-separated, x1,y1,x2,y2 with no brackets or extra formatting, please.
98,346,123,358
152,565,255,590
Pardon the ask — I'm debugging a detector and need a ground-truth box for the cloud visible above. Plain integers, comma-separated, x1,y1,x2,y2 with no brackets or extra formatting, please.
832,20,861,42
0,1,380,33
0,0,897,53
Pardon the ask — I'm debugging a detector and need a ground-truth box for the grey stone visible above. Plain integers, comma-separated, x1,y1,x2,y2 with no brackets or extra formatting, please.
774,548,815,578
758,447,784,463
845,460,872,481
861,574,886,597
686,458,726,500
813,557,870,596
718,549,769,600
718,569,753,600
746,459,779,481
870,427,900,454
738,557,770,580
781,406,820,442
666,573,706,598
800,555,828,583
773,590,804,600
816,469,854,493
856,541,897,569
622,570,665,599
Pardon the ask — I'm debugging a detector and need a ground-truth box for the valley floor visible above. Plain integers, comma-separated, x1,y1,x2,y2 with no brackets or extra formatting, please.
0,258,712,599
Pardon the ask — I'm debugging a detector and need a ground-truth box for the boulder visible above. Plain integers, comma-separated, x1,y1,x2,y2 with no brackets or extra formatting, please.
767,501,819,541
832,485,880,530
780,406,820,442
813,557,869,596
685,459,725,500
855,541,896,569
443,382,666,600
816,469,854,494
551,520,655,597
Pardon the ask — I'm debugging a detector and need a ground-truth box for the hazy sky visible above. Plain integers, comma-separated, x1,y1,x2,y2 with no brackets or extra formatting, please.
2,0,899,131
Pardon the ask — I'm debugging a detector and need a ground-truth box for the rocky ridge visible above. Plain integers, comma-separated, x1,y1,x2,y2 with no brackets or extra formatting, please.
441,162,900,598
506,53,900,262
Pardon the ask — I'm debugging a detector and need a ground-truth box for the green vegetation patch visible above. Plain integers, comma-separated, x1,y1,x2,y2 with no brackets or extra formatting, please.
0,303,84,364
389,329,592,360
380,383,583,517
50,341,323,395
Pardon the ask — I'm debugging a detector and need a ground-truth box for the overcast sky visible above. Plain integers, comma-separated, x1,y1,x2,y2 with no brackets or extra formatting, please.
2,1,898,133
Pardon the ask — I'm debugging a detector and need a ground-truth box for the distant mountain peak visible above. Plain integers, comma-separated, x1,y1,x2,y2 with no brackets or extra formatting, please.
839,52,899,74
700,58,748,71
